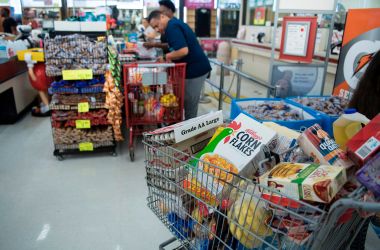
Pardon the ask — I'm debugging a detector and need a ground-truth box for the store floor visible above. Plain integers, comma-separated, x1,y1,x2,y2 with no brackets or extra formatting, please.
0,102,379,250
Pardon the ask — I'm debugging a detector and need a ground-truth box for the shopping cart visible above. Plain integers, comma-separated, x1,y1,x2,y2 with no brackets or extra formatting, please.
123,63,186,161
143,135,380,250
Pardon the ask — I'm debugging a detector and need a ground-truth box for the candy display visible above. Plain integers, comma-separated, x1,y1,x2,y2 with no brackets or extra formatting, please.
50,93,106,110
44,34,107,77
48,76,106,94
53,127,113,145
293,96,348,116
298,124,355,168
51,109,109,128
240,101,302,121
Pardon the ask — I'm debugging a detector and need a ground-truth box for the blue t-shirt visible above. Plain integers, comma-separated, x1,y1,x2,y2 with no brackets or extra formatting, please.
165,18,211,79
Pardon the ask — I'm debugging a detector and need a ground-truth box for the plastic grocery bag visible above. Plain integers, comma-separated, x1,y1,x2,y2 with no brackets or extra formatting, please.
227,181,273,249
137,42,156,59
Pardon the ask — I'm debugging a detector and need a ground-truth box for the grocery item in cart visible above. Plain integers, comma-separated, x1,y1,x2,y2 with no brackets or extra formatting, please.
146,111,223,144
264,122,310,163
356,152,380,197
227,182,273,249
259,163,347,203
189,113,277,198
333,109,370,150
147,128,216,170
347,114,380,166
298,124,355,168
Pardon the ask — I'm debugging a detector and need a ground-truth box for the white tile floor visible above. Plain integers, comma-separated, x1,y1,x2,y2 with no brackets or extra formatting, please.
0,101,379,250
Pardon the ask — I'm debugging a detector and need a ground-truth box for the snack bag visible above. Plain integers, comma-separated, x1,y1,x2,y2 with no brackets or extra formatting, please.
188,113,277,199
259,163,347,203
298,124,354,168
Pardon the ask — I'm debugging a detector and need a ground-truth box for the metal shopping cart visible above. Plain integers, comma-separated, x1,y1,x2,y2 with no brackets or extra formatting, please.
143,135,380,250
123,63,186,161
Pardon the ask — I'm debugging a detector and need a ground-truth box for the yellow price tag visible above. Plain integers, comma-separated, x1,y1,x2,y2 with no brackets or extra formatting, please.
75,120,91,129
78,102,90,113
79,142,94,151
62,69,93,80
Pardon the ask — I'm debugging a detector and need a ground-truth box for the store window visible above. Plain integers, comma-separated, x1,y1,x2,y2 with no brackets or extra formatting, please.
242,0,274,26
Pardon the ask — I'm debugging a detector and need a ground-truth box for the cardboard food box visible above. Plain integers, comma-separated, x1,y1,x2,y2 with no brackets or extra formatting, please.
189,113,277,198
259,163,347,203
298,124,354,168
145,111,223,144
356,152,380,197
147,128,217,170
347,114,380,166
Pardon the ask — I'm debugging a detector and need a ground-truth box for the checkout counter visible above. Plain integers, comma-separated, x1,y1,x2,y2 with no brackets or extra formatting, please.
0,57,37,124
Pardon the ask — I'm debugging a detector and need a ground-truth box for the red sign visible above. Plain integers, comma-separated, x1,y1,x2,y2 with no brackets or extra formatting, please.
185,0,214,9
279,16,317,63
333,9,380,99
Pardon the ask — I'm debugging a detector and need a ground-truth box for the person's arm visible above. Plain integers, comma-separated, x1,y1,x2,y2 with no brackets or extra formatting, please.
166,47,188,61
143,42,169,50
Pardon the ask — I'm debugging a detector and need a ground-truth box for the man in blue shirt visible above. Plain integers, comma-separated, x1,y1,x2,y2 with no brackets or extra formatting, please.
148,10,212,120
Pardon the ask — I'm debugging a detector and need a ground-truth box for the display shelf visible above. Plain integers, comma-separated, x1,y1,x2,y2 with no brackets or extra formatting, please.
53,144,117,160
46,33,116,160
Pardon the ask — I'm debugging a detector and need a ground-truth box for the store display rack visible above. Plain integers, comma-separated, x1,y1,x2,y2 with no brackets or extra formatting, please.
45,34,117,160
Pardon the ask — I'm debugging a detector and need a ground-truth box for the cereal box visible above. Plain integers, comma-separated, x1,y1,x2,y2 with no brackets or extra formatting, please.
298,124,354,168
259,163,347,203
188,113,277,198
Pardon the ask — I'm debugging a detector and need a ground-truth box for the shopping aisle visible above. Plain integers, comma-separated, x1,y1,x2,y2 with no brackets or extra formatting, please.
0,115,173,250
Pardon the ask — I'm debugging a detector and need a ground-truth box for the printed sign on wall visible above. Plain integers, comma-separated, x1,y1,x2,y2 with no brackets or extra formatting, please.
333,8,380,100
185,0,214,9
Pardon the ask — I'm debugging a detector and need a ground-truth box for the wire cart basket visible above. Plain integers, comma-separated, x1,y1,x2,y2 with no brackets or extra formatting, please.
124,63,186,161
143,134,380,250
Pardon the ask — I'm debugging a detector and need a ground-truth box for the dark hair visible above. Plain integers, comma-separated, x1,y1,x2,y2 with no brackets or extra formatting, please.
159,0,176,13
147,10,161,23
348,50,380,119
1,8,10,17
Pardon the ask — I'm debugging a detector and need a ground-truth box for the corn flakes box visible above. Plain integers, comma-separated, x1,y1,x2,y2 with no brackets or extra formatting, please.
186,113,277,200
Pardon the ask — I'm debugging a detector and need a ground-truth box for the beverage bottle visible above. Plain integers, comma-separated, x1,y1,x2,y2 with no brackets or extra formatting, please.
333,108,370,150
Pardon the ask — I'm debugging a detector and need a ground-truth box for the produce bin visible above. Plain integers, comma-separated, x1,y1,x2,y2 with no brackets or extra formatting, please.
230,98,322,131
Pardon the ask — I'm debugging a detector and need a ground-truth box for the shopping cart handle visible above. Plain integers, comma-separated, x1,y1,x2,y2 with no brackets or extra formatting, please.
330,198,380,213
137,63,176,68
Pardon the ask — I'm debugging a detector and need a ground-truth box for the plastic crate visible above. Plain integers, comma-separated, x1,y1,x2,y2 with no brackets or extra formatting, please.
230,98,322,131
286,96,345,136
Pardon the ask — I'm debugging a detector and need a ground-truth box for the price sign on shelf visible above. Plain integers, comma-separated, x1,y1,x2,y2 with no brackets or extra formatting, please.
79,142,94,151
75,120,91,129
78,102,90,113
62,69,93,80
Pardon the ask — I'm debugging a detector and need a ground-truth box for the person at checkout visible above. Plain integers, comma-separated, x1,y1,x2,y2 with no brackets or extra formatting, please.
148,10,211,120
143,0,175,52
1,8,17,35
139,18,159,42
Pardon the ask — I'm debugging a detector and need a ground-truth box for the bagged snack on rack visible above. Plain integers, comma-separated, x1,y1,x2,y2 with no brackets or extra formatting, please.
259,163,347,203
298,124,355,168
356,152,380,197
227,182,273,249
188,113,277,201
